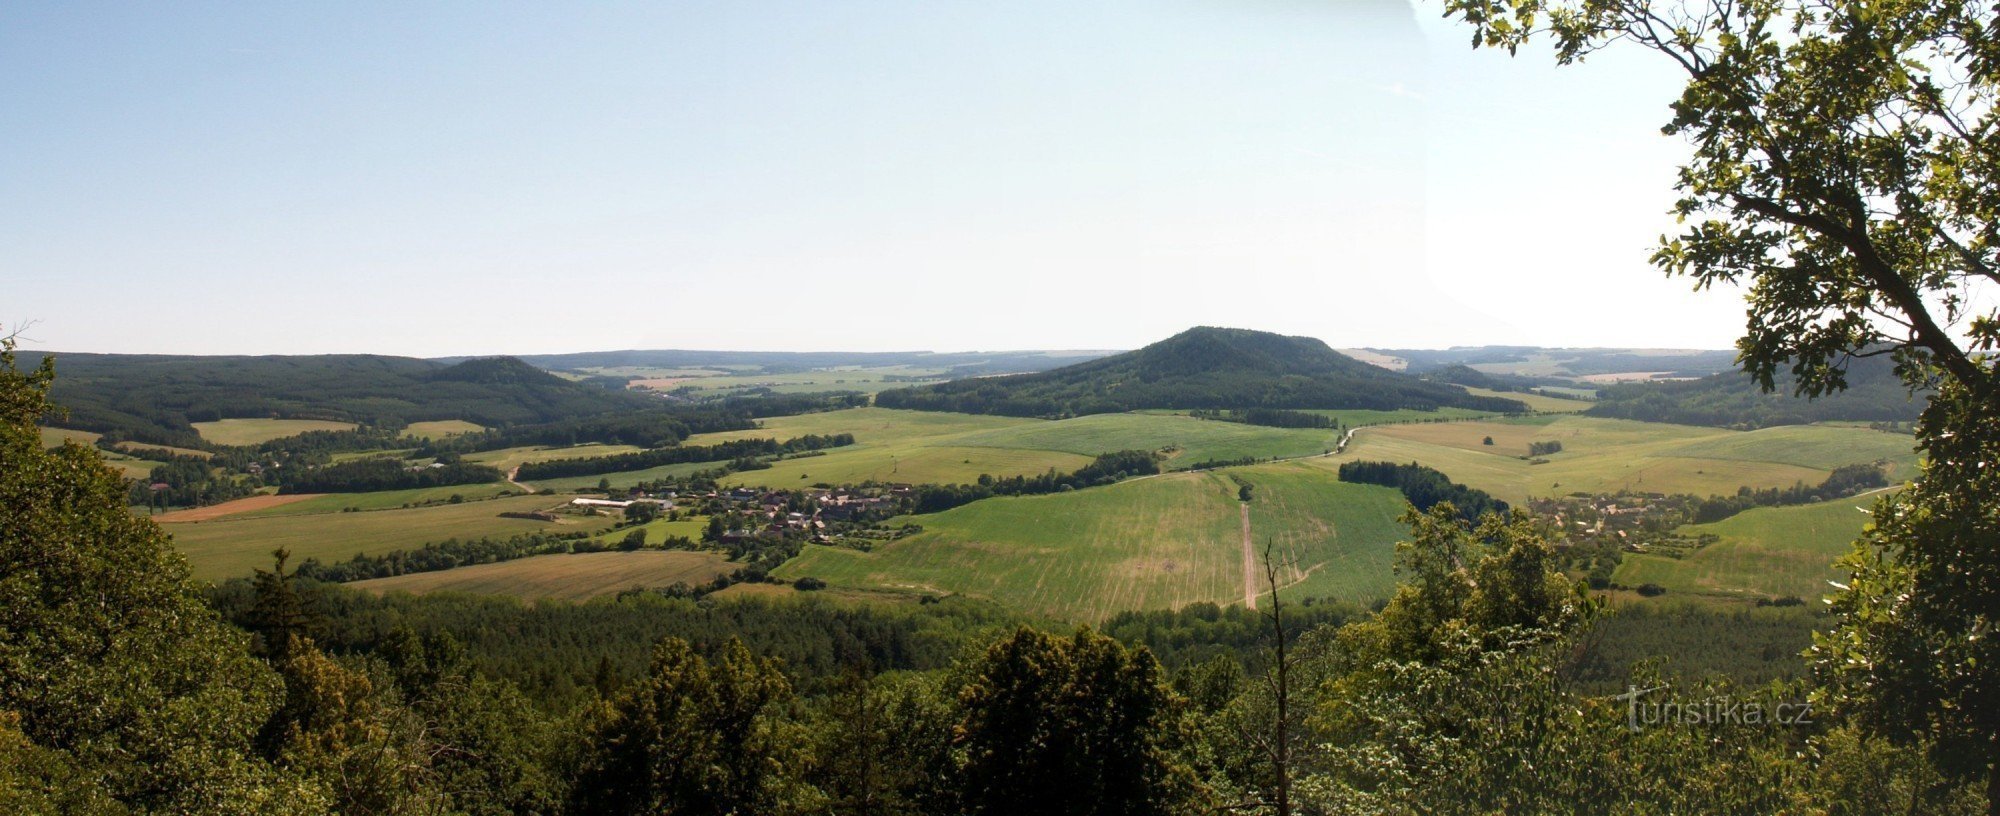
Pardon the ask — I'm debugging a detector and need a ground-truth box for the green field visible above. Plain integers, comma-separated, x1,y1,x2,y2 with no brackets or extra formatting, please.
729,446,1096,489
40,427,165,479
348,550,736,601
1237,461,1411,604
776,463,1409,622
530,460,736,493
948,413,1340,466
1461,386,1593,413
685,407,1037,446
403,419,485,439
582,516,708,547
1614,492,1887,602
466,443,646,472
686,408,1089,488
164,494,617,581
1323,416,1912,504
193,418,358,446
235,483,523,517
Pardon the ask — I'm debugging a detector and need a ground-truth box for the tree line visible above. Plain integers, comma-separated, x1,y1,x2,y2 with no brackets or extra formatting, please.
1188,408,1338,429
909,449,1162,513
514,433,856,480
277,458,506,494
1335,460,1510,520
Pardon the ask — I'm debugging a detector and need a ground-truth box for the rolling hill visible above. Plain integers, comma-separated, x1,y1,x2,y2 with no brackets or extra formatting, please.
1587,353,1927,428
874,327,1529,417
29,352,652,447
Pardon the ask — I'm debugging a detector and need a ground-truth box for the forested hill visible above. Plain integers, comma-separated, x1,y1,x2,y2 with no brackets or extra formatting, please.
874,327,1529,417
458,348,1116,376
1586,354,1928,429
28,352,652,447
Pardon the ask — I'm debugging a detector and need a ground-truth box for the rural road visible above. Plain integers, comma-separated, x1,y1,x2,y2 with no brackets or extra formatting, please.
1241,502,1256,610
506,466,534,493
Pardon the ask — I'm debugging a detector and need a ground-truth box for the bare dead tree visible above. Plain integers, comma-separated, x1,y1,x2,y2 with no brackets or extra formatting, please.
1246,538,1298,816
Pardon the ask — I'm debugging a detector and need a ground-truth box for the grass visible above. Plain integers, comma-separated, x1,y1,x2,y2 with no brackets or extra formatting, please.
233,483,523,517
1460,386,1593,413
1326,416,1903,504
684,407,1038,446
1236,461,1411,605
465,443,646,472
1658,425,1920,475
531,461,736,493
348,550,736,601
40,427,165,479
948,413,1340,466
684,408,1089,488
582,517,708,547
776,463,1410,622
193,418,357,446
164,494,617,582
403,420,485,439
727,446,1094,489
1614,492,1886,602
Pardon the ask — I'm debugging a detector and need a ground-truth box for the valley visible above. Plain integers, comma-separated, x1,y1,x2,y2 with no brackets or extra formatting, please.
39,327,1915,624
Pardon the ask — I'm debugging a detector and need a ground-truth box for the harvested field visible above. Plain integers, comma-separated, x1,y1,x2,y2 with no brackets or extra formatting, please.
154,493,325,522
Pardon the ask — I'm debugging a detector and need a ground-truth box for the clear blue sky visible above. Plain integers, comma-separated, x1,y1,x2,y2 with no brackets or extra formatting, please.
2,0,1741,356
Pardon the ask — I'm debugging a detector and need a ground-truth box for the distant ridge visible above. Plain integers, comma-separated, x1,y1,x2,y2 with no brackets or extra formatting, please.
27,351,649,448
874,327,1529,417
1587,353,1928,428
450,348,1118,377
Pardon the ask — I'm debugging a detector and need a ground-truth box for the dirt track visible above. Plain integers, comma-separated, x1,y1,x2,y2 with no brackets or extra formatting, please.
1241,502,1256,610
153,493,324,522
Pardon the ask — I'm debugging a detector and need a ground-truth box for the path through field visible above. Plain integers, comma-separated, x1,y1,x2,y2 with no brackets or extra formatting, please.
506,466,533,493
1241,501,1256,610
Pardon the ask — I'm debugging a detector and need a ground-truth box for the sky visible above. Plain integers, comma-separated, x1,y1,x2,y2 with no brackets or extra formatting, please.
1,0,1746,357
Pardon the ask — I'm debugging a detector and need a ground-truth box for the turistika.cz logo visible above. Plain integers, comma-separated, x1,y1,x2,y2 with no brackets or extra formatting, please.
1615,684,1813,732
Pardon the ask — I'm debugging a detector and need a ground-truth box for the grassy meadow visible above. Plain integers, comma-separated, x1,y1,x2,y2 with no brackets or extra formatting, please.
234,483,524,517
1615,492,1887,602
347,550,736,601
466,443,647,472
163,494,617,581
192,418,358,446
1322,416,1916,504
403,419,485,439
776,463,1410,622
947,413,1340,466
41,427,165,478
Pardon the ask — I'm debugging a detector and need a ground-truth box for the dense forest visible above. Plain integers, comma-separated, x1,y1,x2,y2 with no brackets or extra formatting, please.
1587,352,1927,428
1335,460,1511,520
277,458,507,494
876,327,1528,418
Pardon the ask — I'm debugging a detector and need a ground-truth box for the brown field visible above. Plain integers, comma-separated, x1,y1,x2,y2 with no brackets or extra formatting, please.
348,550,736,601
154,493,325,522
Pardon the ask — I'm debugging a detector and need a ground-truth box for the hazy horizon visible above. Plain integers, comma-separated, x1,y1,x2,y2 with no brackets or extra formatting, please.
6,0,1740,357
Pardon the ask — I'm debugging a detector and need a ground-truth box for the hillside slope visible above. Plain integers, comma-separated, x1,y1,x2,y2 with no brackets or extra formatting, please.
874,327,1527,417
1587,353,1927,428
29,352,650,447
